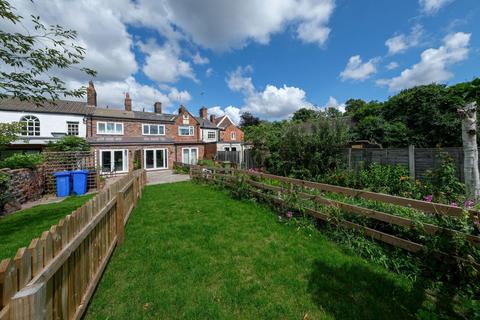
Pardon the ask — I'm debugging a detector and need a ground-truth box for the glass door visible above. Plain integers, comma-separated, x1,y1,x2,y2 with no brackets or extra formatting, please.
182,148,198,165
144,149,168,170
100,150,127,173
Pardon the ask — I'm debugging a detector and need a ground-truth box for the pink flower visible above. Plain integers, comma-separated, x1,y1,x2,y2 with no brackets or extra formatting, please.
464,200,475,208
424,195,433,202
450,202,458,207
286,211,293,219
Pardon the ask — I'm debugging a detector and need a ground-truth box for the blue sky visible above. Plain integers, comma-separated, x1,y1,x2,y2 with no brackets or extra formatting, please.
11,0,480,122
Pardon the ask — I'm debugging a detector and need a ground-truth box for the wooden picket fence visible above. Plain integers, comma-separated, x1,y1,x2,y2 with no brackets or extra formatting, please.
0,169,147,320
190,165,480,262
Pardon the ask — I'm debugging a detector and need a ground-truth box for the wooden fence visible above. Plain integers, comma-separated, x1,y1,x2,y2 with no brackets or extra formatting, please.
43,152,98,194
342,147,467,182
190,165,480,264
0,169,147,320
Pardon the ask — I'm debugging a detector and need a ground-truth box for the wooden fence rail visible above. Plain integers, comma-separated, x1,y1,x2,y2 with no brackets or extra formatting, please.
0,169,147,320
188,164,480,265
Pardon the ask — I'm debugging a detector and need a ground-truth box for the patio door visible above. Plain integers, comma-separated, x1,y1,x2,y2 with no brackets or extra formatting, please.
182,147,198,165
100,149,128,173
144,148,168,170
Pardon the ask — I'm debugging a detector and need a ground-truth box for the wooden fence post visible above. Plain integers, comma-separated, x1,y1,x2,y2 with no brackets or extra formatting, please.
347,148,352,170
116,191,125,245
408,145,415,182
10,282,46,320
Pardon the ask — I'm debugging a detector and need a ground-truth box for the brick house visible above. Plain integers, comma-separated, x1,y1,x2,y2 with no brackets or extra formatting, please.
85,82,218,173
211,114,246,152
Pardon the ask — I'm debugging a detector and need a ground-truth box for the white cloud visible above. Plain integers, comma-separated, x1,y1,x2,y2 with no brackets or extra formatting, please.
340,55,379,81
193,52,209,65
386,62,400,70
139,40,197,83
377,32,470,92
138,0,335,50
385,24,423,55
167,87,192,104
205,68,214,78
207,106,242,125
419,0,452,14
324,96,345,112
226,66,255,94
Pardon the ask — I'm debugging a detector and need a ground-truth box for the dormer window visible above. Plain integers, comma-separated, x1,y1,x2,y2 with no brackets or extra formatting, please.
20,115,40,136
231,131,236,141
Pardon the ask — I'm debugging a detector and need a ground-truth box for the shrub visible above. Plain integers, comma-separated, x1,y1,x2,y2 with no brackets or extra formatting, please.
46,136,90,152
0,153,44,169
0,172,11,211
424,153,465,204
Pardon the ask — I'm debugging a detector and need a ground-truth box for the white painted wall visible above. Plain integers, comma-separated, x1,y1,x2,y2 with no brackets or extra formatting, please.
201,128,218,142
0,110,86,144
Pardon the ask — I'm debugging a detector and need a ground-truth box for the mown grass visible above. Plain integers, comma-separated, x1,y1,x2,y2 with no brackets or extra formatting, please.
85,182,427,319
0,194,94,260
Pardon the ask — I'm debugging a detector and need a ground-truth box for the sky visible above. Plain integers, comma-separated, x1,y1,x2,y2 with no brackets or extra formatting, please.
7,0,480,123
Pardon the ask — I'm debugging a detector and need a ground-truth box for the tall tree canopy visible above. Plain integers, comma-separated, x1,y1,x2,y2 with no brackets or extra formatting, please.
0,0,96,103
239,112,261,128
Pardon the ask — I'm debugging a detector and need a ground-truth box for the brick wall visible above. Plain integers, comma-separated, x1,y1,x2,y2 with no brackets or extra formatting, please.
175,144,205,164
222,125,244,143
1,166,45,215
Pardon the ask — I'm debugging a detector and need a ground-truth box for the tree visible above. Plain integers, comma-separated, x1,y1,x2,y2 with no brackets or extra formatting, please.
239,112,260,128
0,0,96,104
458,102,480,201
46,136,90,152
292,108,317,122
0,122,21,148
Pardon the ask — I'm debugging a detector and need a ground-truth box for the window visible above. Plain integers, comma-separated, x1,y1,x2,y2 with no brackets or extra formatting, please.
178,126,194,136
231,131,236,140
144,149,168,170
182,148,198,165
20,115,40,136
224,147,230,151
182,114,189,124
97,122,123,135
231,147,237,151
67,122,79,136
100,149,128,173
207,131,216,140
142,124,165,135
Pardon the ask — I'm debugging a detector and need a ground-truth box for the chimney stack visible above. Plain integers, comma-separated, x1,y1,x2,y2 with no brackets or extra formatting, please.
154,102,162,114
124,93,132,111
210,114,216,123
87,81,97,106
199,106,208,119
178,105,186,114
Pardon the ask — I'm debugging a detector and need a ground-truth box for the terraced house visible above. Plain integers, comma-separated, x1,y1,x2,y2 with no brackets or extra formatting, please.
0,81,229,173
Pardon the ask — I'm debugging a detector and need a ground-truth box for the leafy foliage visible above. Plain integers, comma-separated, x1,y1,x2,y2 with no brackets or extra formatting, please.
46,136,90,152
0,122,21,147
0,0,96,103
0,171,11,211
0,153,43,169
239,111,261,128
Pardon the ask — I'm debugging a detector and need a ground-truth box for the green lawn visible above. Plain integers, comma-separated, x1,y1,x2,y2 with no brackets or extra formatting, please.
85,182,427,319
0,194,94,261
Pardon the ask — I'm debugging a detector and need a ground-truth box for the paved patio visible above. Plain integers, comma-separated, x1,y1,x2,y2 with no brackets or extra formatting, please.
146,170,190,185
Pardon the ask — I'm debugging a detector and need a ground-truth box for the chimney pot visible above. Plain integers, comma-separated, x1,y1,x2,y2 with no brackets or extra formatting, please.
87,81,97,106
154,102,162,114
210,114,216,123
199,106,208,119
124,93,132,111
178,105,186,114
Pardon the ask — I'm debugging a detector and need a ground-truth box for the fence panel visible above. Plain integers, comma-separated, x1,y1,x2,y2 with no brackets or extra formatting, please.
0,169,146,320
43,152,98,194
217,151,240,164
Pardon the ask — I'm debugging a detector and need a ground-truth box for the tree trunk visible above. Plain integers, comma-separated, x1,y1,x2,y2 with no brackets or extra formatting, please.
459,102,480,202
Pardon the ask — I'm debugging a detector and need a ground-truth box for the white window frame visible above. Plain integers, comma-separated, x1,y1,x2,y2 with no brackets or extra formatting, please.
142,124,165,136
178,125,194,136
206,130,216,140
99,149,128,173
182,147,199,165
231,131,236,140
97,121,124,135
182,113,189,124
67,121,79,136
20,115,40,136
143,148,168,170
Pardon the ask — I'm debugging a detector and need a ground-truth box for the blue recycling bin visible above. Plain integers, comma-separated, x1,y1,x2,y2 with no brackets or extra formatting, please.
71,170,89,195
53,171,71,197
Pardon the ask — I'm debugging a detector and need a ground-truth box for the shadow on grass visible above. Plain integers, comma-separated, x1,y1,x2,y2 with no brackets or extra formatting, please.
308,259,426,320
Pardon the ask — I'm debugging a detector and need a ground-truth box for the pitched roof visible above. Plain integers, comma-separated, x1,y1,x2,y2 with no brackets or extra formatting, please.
92,107,176,122
215,115,235,128
0,97,89,115
194,117,218,129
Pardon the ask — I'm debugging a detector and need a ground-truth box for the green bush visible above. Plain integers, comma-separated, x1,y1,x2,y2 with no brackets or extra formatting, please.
0,171,11,211
0,153,44,169
46,136,90,151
